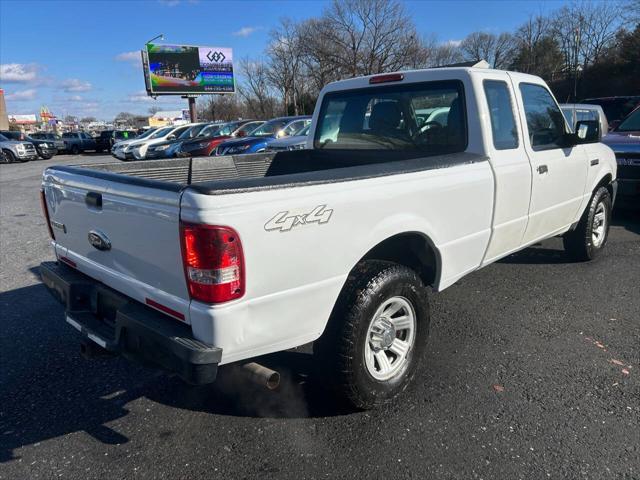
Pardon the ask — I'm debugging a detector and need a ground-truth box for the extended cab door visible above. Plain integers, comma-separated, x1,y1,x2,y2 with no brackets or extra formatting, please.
512,79,588,244
478,75,532,263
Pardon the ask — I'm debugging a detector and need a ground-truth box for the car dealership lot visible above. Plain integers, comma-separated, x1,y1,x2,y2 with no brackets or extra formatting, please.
1,156,638,479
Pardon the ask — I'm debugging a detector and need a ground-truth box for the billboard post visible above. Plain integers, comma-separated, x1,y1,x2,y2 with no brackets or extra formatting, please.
186,96,197,123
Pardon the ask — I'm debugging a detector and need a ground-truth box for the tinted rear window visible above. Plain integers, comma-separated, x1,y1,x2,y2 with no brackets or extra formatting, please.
314,80,467,156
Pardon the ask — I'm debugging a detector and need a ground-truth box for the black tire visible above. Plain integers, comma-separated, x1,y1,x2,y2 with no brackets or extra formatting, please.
563,186,612,261
39,154,53,160
70,145,80,155
314,260,430,409
1,150,14,164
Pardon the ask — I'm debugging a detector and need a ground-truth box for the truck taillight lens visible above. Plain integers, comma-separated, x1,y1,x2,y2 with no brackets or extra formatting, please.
180,222,245,304
40,189,55,240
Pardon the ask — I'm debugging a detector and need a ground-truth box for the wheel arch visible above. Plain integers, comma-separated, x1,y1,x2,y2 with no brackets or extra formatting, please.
353,231,442,290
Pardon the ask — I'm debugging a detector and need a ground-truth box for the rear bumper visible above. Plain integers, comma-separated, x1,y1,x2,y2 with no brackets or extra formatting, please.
40,261,222,384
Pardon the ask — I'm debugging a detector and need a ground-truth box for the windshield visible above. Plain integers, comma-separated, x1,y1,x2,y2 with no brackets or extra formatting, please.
617,108,640,132
235,121,263,136
150,127,173,139
198,124,223,137
314,80,466,154
137,129,156,139
250,119,288,137
0,134,8,141
180,124,207,139
297,124,311,136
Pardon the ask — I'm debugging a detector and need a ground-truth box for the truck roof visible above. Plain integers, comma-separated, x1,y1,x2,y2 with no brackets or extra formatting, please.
321,67,545,95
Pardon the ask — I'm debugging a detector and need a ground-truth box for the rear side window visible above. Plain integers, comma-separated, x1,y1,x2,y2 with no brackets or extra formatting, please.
519,83,567,150
483,80,518,150
314,80,467,156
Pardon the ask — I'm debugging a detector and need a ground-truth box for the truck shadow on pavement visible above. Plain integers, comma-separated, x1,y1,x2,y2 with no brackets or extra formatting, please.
0,283,351,463
499,211,639,265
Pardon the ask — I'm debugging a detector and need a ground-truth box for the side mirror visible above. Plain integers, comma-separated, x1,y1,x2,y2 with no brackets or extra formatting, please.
167,134,176,140
237,131,246,137
575,120,601,144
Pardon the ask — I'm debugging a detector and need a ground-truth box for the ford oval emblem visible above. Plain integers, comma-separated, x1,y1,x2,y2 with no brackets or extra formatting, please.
88,230,111,251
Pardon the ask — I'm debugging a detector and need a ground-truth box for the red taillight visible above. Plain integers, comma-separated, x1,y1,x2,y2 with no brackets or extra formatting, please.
40,189,55,240
180,222,245,304
369,73,404,84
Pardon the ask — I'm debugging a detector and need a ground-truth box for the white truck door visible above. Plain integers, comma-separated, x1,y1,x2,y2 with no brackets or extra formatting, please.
513,81,588,244
479,76,532,264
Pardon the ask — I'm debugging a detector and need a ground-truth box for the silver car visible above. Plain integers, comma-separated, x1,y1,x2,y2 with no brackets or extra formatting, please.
561,104,609,134
265,124,311,152
0,133,38,162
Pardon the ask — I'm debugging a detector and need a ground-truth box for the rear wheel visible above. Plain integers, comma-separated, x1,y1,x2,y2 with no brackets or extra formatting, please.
314,260,430,409
563,186,611,261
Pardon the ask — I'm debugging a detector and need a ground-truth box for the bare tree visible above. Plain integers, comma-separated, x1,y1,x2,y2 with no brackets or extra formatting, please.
318,0,427,77
460,31,515,68
427,42,464,67
552,1,624,71
267,18,303,115
237,57,276,119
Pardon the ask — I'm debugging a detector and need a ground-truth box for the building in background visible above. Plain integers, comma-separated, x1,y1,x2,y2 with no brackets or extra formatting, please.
148,109,189,127
7,113,38,133
0,90,8,130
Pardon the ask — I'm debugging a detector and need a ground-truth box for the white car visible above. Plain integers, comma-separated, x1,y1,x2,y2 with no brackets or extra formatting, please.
130,125,192,160
111,128,157,160
40,66,616,409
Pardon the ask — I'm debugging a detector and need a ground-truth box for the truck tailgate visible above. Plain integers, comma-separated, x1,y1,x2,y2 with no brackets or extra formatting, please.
42,167,190,322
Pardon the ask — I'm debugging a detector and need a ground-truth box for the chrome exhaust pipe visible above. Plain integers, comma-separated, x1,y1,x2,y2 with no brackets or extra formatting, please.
237,362,280,390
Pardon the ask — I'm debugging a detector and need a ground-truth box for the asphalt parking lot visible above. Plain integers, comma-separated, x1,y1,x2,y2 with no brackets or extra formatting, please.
0,155,638,479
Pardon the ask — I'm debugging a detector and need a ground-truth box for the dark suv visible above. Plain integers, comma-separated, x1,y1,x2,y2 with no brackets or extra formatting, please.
96,130,138,152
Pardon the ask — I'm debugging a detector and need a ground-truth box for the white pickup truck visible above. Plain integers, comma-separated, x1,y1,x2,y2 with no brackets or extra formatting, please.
40,67,617,408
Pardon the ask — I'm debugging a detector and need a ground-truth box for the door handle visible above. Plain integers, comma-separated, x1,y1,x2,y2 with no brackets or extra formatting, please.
537,165,548,174
590,159,599,166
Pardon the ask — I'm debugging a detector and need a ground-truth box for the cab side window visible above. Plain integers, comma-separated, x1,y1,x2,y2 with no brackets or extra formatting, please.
483,80,518,150
519,83,567,150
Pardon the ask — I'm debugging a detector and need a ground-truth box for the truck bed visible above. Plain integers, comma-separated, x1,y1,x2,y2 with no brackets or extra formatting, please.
51,150,486,195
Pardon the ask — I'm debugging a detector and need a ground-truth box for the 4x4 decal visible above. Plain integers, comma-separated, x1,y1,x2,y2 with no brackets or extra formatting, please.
265,205,333,232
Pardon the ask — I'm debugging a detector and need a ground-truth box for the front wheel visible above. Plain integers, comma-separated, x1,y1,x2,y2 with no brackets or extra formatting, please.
1,150,15,163
70,145,80,155
314,260,430,409
563,186,612,261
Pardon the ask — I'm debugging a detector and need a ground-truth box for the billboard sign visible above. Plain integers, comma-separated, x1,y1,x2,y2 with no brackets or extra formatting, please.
144,43,234,95
8,114,37,124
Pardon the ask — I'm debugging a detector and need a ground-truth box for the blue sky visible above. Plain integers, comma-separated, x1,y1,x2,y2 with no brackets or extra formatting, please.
0,0,569,120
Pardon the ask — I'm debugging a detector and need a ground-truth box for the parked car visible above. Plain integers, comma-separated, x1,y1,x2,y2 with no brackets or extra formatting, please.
30,132,66,151
215,116,311,155
561,103,609,134
111,128,158,160
130,124,192,160
0,149,7,164
61,131,99,154
602,105,640,207
96,130,138,152
39,67,616,409
579,96,640,130
0,133,38,162
265,123,311,151
178,120,263,157
25,135,58,159
144,123,211,160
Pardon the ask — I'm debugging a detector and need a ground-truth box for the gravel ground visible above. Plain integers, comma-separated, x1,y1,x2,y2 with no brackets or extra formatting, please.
1,155,639,479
